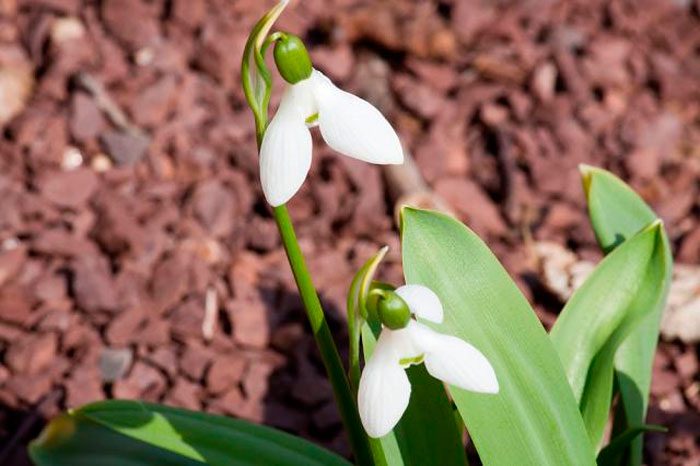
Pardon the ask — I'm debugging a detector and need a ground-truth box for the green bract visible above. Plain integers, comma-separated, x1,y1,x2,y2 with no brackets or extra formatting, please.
273,33,313,84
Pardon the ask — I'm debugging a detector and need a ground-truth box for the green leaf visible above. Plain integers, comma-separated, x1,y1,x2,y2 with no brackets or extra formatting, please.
550,221,666,446
401,207,595,466
596,425,666,466
29,400,351,466
581,165,673,463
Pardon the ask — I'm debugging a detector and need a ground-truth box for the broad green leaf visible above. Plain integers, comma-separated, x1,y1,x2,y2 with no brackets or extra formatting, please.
349,247,467,466
401,207,595,466
596,425,666,466
581,165,673,464
30,400,350,466
550,222,666,445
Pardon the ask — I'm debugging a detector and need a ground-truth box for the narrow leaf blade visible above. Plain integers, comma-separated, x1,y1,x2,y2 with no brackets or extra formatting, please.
401,207,595,466
582,165,673,463
30,400,351,466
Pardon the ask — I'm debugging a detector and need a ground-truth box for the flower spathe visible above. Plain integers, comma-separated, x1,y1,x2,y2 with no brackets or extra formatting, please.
260,69,404,206
358,284,499,438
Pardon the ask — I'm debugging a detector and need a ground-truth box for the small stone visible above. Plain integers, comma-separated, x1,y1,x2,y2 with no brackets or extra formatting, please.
102,0,159,50
171,0,206,30
242,361,275,402
0,243,26,288
180,344,212,381
675,351,698,380
39,168,99,208
106,307,144,346
0,46,33,127
434,178,507,237
131,76,177,127
113,364,166,402
651,370,678,397
144,347,178,378
209,386,262,421
50,16,85,44
71,255,119,313
69,92,105,142
100,130,150,166
65,367,103,407
190,180,237,238
229,299,269,349
311,45,354,81
91,153,113,172
206,353,247,395
152,253,190,313
480,102,509,126
99,347,133,382
5,332,57,374
169,298,205,340
6,372,53,404
61,146,84,170
166,379,201,411
532,61,557,102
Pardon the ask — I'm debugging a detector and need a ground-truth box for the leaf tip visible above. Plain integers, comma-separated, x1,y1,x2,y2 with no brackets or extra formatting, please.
579,163,598,196
30,413,76,451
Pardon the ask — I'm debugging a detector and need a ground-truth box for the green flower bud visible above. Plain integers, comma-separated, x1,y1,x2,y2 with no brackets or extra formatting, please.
273,33,312,84
377,291,411,330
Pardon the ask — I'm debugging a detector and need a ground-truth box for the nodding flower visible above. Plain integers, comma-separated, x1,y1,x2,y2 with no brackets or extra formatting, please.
260,40,404,206
358,284,499,438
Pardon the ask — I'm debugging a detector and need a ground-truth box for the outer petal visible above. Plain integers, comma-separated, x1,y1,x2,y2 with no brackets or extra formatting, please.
358,330,411,438
311,70,404,164
394,284,444,323
409,322,499,394
259,85,314,206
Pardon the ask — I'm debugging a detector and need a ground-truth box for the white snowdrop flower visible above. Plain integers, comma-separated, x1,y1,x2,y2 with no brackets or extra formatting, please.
260,65,404,206
358,284,499,438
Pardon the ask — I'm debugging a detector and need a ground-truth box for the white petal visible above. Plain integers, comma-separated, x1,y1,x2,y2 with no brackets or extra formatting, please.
394,284,444,323
259,85,315,206
358,330,411,438
311,70,404,165
410,322,499,394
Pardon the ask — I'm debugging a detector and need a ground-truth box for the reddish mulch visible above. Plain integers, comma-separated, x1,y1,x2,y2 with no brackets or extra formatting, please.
0,0,698,465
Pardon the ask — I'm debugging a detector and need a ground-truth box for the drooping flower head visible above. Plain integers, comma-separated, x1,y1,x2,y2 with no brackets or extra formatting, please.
260,34,404,206
358,284,499,438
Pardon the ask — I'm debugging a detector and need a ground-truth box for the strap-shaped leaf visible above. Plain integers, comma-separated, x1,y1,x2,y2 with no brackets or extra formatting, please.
30,400,350,466
581,165,673,463
401,207,595,466
550,221,667,446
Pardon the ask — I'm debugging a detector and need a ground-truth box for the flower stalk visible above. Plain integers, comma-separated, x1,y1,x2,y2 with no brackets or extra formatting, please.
242,3,374,464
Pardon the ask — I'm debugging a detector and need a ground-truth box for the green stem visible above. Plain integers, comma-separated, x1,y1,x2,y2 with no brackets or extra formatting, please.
244,15,373,461
273,206,374,465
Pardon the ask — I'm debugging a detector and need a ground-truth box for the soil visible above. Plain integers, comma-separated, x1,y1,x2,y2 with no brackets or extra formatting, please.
0,0,698,465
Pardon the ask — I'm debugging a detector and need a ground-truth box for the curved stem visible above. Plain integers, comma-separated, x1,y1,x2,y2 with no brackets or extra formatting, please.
273,206,373,466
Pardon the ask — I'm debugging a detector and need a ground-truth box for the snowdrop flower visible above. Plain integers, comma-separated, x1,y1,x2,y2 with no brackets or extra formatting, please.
358,285,499,438
261,34,404,206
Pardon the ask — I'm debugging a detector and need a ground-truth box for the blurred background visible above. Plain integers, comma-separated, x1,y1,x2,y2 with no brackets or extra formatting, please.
0,0,698,464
